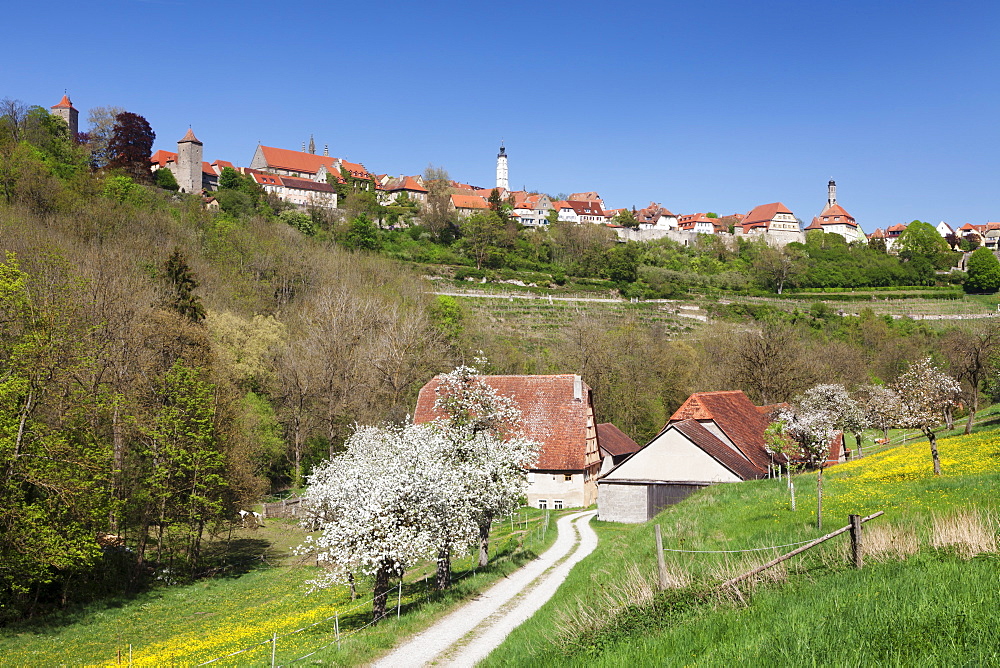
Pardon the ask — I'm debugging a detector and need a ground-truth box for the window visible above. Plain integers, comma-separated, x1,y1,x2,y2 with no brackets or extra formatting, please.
554,500,564,510
538,499,547,509
564,474,573,482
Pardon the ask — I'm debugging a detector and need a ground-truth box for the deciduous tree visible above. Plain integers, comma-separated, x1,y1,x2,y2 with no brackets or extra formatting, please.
893,357,960,475
106,112,155,182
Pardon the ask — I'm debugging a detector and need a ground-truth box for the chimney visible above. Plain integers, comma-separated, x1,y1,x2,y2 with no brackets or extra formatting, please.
573,375,583,402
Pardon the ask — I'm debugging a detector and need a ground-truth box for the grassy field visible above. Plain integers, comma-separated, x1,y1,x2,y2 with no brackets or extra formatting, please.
0,508,563,667
484,428,1000,666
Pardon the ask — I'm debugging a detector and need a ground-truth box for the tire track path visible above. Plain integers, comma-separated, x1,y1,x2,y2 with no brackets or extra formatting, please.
371,510,598,667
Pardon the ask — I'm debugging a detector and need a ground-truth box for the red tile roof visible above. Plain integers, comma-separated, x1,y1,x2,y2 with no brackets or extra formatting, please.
257,146,338,175
667,390,774,472
670,420,766,480
414,374,595,471
596,423,640,457
150,150,177,167
565,200,605,216
744,202,794,226
569,192,602,203
51,94,74,109
280,176,335,193
212,160,235,172
451,194,489,210
809,203,858,231
180,128,201,144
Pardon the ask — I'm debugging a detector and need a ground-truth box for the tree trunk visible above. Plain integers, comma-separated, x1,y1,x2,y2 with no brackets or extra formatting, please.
478,513,493,568
944,406,954,431
816,467,824,530
854,432,864,459
348,572,357,600
436,545,451,590
925,427,942,475
965,394,978,435
372,561,392,624
883,427,889,444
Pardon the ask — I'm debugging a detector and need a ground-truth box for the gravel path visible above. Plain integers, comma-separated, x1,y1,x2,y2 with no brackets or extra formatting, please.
370,509,598,668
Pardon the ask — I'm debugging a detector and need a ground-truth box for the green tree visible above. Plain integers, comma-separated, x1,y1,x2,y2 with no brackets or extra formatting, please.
614,209,639,228
964,246,1000,293
154,167,179,191
344,214,381,251
896,220,951,269
163,249,206,322
605,243,640,283
461,211,507,269
752,242,806,294
279,209,317,236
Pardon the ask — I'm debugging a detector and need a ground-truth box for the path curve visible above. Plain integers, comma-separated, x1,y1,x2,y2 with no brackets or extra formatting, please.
371,510,598,668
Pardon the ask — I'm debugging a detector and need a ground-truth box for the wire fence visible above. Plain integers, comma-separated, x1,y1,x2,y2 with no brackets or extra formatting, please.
661,538,819,554
188,510,553,667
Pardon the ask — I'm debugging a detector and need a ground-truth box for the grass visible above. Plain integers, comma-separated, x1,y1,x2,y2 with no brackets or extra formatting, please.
483,428,1000,667
0,507,565,667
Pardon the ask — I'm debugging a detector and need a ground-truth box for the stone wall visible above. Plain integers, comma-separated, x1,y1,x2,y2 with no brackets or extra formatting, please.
596,481,647,523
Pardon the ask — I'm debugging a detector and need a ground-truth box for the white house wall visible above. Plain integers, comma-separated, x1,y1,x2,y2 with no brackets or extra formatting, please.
603,429,742,484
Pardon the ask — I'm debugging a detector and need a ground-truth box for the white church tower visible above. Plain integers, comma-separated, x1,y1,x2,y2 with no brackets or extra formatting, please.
828,178,837,207
496,142,509,192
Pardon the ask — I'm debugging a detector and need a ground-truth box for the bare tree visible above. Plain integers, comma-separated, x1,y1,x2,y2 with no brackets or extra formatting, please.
943,324,999,434
85,105,125,168
0,98,29,145
421,165,452,234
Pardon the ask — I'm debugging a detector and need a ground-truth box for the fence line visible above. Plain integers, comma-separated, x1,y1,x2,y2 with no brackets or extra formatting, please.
191,513,550,667
662,537,819,554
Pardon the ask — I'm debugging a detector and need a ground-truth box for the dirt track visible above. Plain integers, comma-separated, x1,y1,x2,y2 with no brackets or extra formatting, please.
370,510,598,667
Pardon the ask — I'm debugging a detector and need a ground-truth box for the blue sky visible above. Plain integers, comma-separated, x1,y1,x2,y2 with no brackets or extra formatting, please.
5,1,1000,232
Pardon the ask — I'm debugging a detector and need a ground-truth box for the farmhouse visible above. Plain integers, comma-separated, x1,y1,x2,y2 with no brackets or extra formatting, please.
598,391,777,523
414,374,602,508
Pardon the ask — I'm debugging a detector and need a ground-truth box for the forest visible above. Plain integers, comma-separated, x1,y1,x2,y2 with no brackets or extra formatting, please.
1,97,997,624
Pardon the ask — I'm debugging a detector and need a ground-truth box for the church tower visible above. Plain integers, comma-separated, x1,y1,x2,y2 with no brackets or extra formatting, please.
496,142,509,192
50,93,78,138
828,179,837,207
176,128,204,194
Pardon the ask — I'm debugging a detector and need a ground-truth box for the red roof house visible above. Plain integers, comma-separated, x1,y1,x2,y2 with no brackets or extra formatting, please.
414,374,602,509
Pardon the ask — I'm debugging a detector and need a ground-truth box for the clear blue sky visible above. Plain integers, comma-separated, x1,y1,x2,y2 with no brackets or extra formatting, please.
5,1,1000,232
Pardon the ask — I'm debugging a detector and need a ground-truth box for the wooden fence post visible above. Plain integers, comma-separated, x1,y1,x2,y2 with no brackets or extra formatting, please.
271,631,277,667
654,524,668,590
397,580,402,618
335,614,340,650
849,514,863,568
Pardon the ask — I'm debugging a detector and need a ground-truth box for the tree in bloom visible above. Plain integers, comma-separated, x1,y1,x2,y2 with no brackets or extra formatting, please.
430,361,540,571
893,357,961,475
778,384,859,529
860,384,902,445
299,422,475,623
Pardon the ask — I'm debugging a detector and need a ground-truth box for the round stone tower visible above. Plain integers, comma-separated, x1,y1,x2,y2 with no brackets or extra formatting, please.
496,142,509,192
176,128,204,194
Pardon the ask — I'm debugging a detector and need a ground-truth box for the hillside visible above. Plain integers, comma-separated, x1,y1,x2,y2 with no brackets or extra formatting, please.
484,429,1000,666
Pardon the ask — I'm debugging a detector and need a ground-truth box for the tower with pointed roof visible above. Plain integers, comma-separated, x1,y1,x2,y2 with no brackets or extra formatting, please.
51,93,78,139
828,179,837,207
496,142,509,192
176,128,204,194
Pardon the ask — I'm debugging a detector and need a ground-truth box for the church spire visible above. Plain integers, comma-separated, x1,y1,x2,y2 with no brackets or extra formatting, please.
309,134,316,155
828,179,837,208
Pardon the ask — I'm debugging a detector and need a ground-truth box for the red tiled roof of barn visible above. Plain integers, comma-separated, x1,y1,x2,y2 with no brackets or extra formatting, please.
670,420,767,480
667,390,773,472
596,423,640,458
414,374,596,471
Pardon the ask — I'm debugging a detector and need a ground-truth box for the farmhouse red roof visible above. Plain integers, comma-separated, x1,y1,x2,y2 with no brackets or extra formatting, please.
414,374,594,471
667,390,774,471
670,420,766,480
596,423,640,457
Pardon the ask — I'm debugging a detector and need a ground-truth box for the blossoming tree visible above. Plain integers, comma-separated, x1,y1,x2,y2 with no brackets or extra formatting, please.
893,357,961,475
300,423,474,622
431,361,540,569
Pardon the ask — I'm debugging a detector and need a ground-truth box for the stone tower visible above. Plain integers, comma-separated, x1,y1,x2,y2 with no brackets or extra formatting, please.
828,179,837,207
50,93,78,138
496,142,509,191
176,128,203,194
